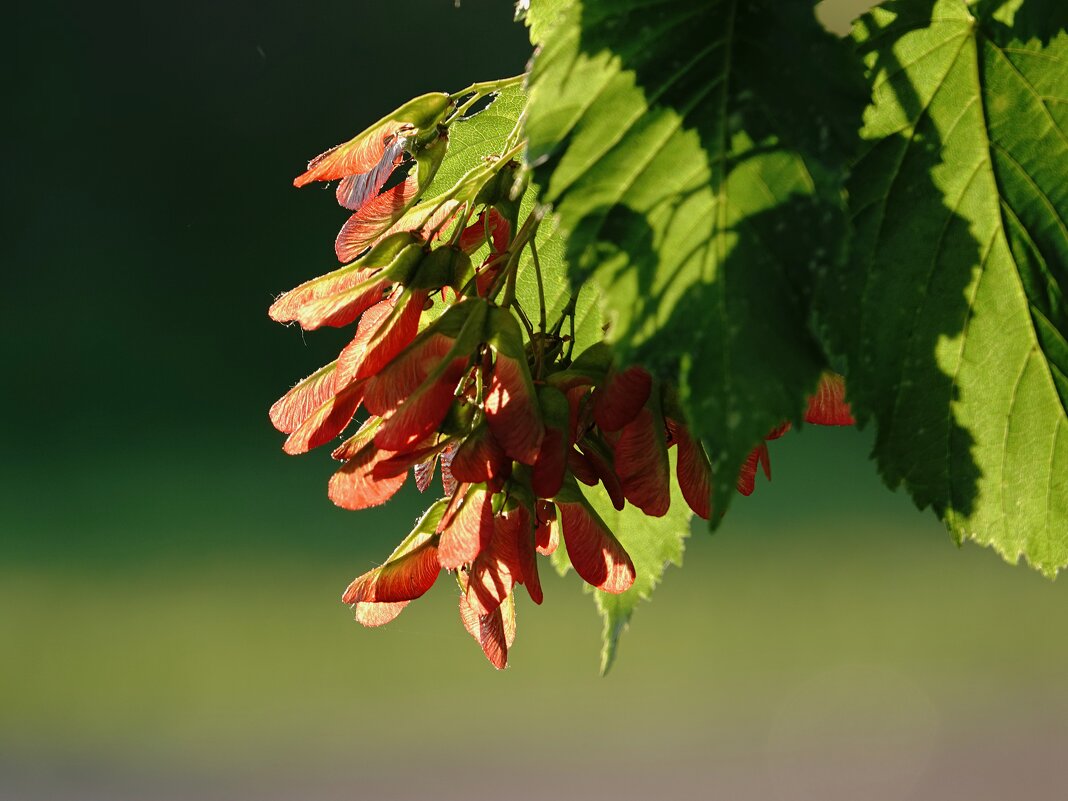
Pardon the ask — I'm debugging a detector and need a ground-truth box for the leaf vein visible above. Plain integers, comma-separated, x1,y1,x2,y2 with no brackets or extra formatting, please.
889,154,988,454
985,37,1068,150
856,30,973,371
989,141,1068,247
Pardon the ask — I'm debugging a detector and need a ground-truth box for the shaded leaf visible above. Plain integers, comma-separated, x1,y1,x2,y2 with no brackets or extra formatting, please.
525,0,866,518
818,0,1068,573
586,451,691,675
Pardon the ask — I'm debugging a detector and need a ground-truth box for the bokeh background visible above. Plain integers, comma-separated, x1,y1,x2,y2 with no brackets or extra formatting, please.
4,1,1067,799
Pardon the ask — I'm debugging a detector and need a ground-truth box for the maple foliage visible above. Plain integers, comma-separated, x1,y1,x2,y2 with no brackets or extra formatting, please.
270,0,1068,670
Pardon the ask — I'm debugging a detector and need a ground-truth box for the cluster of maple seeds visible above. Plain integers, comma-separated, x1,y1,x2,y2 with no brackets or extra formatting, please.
271,91,855,668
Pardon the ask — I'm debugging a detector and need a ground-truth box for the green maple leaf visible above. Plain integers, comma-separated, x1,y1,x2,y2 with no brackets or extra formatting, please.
519,0,570,45
524,0,866,518
546,455,690,675
586,453,690,675
817,0,1068,574
423,84,526,200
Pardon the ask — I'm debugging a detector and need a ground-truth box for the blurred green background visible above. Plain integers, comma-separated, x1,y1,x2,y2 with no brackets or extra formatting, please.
4,1,1066,799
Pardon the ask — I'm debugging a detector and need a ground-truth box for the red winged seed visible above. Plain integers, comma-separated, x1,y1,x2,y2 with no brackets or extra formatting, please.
353,601,409,628
568,447,599,486
436,482,472,537
269,362,338,435
613,405,671,517
335,134,408,211
380,199,462,247
269,267,388,329
579,439,626,511
294,121,412,188
531,386,570,498
457,209,509,255
485,352,545,464
592,366,652,432
437,486,494,570
669,420,713,520
363,299,484,416
372,438,450,481
335,299,391,384
531,427,568,498
337,290,426,385
414,451,439,492
341,536,441,604
516,522,543,604
335,177,422,263
328,437,408,511
282,380,366,455
806,373,855,425
293,92,450,188
372,355,469,451
363,332,454,416
440,444,459,495
736,443,771,496
459,592,509,670
449,424,511,485
459,211,511,297
556,496,635,594
534,501,559,556
475,261,504,298
484,308,544,464
467,508,525,617
333,134,448,263
269,232,419,327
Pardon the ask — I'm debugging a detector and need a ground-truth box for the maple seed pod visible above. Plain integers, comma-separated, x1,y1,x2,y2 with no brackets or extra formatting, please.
449,422,511,486
372,301,488,451
327,419,428,512
736,443,771,496
281,380,367,456
341,500,447,608
805,372,855,426
554,479,635,594
613,395,672,517
456,209,510,256
484,307,545,464
437,485,495,570
577,435,625,511
666,419,713,520
534,500,559,556
335,289,426,385
269,361,340,435
294,92,451,188
568,447,599,486
364,298,487,417
531,385,570,499
592,364,653,432
335,134,450,263
268,231,418,327
467,502,527,617
458,583,516,671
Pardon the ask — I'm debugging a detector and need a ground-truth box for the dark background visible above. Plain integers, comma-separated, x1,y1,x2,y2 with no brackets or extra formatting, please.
4,2,1067,800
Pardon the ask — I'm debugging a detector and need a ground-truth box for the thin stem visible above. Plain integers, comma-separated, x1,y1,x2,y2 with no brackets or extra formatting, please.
448,74,525,102
565,309,576,363
447,202,475,247
529,237,547,333
503,108,527,153
498,210,542,307
446,74,526,124
512,299,536,339
550,295,577,336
